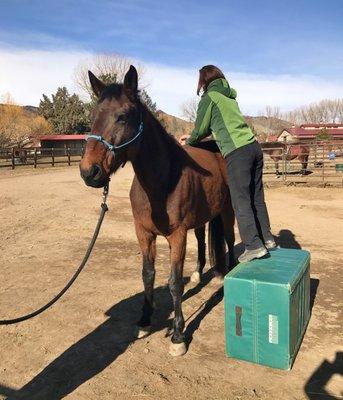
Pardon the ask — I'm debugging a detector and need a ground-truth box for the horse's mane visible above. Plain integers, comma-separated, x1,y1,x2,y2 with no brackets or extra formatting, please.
142,105,178,141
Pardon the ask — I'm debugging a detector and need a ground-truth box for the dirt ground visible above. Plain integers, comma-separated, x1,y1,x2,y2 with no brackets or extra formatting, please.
0,165,342,400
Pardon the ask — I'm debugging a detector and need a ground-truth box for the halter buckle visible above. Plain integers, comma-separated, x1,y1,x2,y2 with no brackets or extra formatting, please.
102,183,109,204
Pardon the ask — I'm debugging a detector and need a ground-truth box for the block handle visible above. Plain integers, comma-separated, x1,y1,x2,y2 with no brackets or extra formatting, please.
235,306,242,336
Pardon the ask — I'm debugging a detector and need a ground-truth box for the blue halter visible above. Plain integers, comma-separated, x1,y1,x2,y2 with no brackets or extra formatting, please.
85,121,144,155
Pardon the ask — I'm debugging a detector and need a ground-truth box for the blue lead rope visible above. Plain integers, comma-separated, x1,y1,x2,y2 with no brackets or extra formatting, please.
85,121,144,154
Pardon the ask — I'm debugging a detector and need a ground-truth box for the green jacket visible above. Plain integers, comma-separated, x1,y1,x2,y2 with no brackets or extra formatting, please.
186,78,255,157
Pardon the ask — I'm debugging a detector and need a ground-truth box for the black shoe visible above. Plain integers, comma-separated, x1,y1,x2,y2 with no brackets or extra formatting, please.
265,240,277,250
238,247,268,263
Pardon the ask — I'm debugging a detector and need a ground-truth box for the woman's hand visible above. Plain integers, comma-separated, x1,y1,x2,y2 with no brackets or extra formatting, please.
179,134,190,146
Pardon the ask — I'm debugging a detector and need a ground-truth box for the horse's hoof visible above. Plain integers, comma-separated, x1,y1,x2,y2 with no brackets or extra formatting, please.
134,325,151,339
169,342,187,357
190,271,201,284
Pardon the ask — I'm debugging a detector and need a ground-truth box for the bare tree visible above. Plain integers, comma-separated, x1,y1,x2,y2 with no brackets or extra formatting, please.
263,105,281,120
181,97,199,122
74,53,146,99
257,106,283,131
283,99,343,124
1,91,16,105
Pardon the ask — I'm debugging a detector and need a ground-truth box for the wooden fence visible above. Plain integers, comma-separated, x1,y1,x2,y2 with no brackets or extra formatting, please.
1,140,343,186
0,147,83,169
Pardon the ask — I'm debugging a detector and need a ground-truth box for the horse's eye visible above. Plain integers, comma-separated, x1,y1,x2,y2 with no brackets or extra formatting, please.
117,114,127,123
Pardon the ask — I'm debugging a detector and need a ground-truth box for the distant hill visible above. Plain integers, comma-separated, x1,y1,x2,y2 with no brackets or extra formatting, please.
23,105,39,115
156,110,194,139
245,116,292,141
0,104,39,116
156,110,291,142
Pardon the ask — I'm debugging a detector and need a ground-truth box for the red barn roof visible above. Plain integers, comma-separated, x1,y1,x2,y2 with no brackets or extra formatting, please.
284,126,343,139
299,123,343,129
267,135,279,142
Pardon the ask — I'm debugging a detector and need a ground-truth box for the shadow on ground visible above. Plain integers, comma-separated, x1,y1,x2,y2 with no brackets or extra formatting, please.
2,269,220,400
276,229,302,249
0,385,16,399
304,351,343,400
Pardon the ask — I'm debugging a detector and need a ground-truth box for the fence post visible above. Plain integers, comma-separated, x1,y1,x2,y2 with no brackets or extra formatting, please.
34,148,37,168
51,148,55,167
282,146,286,182
67,147,71,166
11,148,15,170
322,142,325,184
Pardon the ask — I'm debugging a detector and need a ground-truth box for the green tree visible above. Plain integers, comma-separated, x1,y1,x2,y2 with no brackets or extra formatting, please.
38,87,90,133
140,89,157,114
316,128,332,140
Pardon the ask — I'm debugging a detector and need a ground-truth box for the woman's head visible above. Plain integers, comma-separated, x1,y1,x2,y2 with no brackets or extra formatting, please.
197,65,226,95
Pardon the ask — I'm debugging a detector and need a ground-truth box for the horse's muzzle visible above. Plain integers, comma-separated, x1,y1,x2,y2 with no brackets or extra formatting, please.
80,164,107,188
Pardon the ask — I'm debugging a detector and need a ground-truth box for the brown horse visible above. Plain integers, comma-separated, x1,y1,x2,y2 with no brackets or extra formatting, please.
261,142,310,176
80,66,235,356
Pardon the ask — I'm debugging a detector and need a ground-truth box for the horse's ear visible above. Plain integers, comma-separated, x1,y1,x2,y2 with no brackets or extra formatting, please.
88,71,106,98
124,65,138,98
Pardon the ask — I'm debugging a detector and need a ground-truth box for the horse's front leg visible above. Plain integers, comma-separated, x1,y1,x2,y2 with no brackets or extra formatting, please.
301,155,309,176
190,225,206,284
134,224,156,339
167,229,187,356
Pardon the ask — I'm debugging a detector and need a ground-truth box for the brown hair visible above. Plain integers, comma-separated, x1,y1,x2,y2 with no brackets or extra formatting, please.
197,65,226,95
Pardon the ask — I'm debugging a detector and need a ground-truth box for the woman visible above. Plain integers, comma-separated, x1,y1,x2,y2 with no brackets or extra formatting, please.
180,65,276,263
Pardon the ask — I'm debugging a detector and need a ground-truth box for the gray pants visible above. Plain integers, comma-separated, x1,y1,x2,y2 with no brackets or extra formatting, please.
225,141,273,250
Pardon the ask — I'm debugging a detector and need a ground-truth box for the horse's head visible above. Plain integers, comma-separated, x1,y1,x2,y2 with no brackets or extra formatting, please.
80,65,142,188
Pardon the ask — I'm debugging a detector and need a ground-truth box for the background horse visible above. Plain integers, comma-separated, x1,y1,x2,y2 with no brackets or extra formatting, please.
261,142,310,176
80,66,235,357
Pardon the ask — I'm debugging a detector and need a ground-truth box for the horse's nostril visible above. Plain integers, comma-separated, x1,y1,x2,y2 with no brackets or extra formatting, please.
91,165,102,180
81,164,102,182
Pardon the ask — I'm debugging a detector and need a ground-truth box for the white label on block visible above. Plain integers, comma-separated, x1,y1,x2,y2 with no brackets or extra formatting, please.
268,314,279,344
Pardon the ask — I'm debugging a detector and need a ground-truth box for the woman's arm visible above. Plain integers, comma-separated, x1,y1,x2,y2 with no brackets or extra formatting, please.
186,94,213,146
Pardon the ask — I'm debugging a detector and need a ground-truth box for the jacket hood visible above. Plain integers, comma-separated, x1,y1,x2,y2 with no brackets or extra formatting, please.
207,78,237,99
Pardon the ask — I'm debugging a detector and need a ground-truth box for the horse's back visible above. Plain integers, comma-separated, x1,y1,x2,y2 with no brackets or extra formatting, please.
183,142,228,185
187,139,221,154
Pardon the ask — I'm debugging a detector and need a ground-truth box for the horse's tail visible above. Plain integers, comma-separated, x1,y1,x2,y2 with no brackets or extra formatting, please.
208,214,227,276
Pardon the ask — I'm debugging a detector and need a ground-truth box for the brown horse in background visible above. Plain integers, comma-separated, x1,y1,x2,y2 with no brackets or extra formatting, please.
261,142,310,176
79,66,235,356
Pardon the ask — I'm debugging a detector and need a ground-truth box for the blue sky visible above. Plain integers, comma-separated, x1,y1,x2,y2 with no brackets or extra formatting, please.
1,0,342,115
